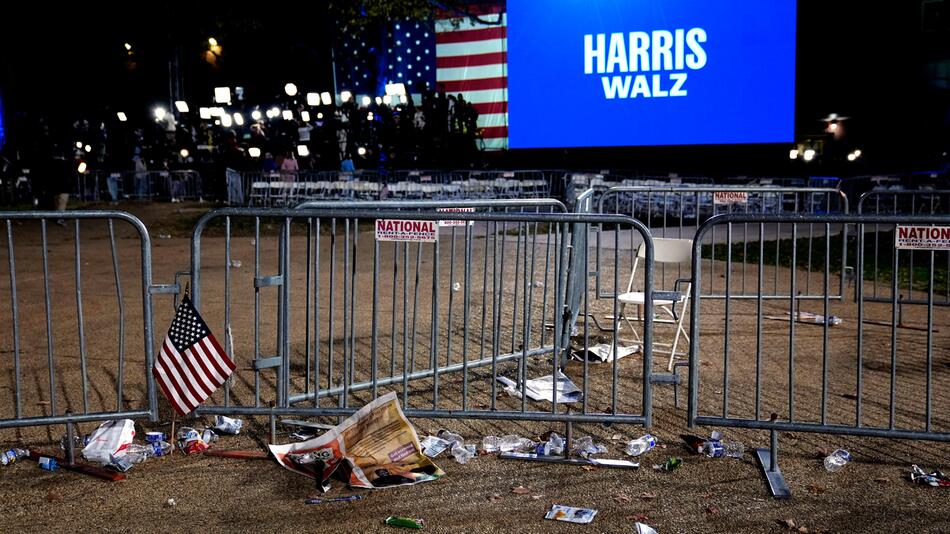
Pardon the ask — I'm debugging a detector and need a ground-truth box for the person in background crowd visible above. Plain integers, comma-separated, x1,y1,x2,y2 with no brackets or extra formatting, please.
43,147,74,225
262,152,278,172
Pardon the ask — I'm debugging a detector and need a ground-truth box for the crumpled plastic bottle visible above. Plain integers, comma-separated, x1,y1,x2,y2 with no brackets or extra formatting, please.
536,433,565,456
117,443,152,464
571,436,607,457
481,434,536,453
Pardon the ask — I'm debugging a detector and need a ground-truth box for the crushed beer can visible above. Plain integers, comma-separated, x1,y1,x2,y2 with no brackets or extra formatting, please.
201,429,218,445
213,415,243,435
145,431,166,443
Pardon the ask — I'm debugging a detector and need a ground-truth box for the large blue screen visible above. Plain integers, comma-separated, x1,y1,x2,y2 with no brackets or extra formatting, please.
506,0,797,148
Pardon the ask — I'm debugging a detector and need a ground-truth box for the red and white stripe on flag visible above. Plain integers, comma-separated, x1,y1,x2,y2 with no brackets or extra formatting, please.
436,7,508,150
152,297,235,416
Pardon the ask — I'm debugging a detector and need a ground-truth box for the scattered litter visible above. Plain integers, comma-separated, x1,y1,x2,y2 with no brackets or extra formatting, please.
269,393,443,489
165,498,177,508
82,419,136,465
452,282,461,292
680,434,707,454
572,343,640,363
544,504,597,524
1,448,28,466
108,453,133,472
229,260,242,268
572,436,607,457
60,434,91,451
823,449,851,472
610,434,623,441
589,458,638,468
214,415,244,435
680,432,744,458
437,429,476,464
511,486,530,495
385,516,426,529
531,495,544,500
177,427,211,455
145,432,166,443
634,521,657,534
910,464,950,487
765,311,842,326
305,495,364,504
482,435,536,454
291,431,316,441
625,434,657,457
419,436,451,458
535,432,565,456
38,456,59,471
496,372,582,404
653,457,683,471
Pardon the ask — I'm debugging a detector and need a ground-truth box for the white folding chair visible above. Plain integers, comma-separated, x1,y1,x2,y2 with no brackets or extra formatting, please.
617,237,692,371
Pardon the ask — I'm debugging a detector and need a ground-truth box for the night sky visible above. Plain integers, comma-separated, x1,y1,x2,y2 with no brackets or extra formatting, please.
1,1,947,171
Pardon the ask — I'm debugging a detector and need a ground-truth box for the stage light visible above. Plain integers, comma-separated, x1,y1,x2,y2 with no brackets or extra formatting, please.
306,92,320,106
248,147,261,158
789,149,799,160
124,43,132,51
320,92,332,105
284,83,298,96
300,111,311,122
847,153,856,161
297,145,310,157
233,113,244,126
77,162,87,173
317,112,324,119
282,110,293,120
803,149,815,162
221,114,233,127
828,121,838,131
199,107,212,120
154,107,167,120
174,101,190,113
180,148,190,158
357,147,366,156
375,96,382,105
210,107,225,117
267,107,280,119
383,95,392,105
399,95,407,104
116,112,128,122
214,86,231,104
340,90,352,102
75,141,83,149
853,149,861,157
208,37,218,47
367,112,374,121
251,110,262,121
84,144,91,153
385,83,406,96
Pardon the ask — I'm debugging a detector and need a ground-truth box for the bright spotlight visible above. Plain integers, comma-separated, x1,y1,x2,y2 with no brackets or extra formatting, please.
233,113,244,126
789,149,799,160
306,92,320,106
210,107,225,117
383,95,392,105
208,37,218,47
180,148,190,159
220,114,233,127
853,149,861,157
399,95,407,104
340,90,352,102
320,92,332,105
84,144,92,153
300,110,311,122
174,101,190,113
316,112,324,119
124,42,132,51
268,107,280,119
847,153,856,162
75,141,83,149
214,86,231,104
77,162,87,173
357,147,367,156
361,96,371,107
803,149,816,162
248,147,262,158
281,110,293,120
251,110,263,121
199,107,212,120
375,96,382,105
297,145,310,157
367,112,374,121
116,112,128,122
154,107,167,120
284,83,298,96
828,121,838,131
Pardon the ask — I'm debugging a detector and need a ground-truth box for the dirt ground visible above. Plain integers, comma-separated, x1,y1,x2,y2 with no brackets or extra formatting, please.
1,201,948,534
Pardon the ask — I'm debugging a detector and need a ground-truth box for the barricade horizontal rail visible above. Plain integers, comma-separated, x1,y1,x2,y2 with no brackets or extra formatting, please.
687,213,950,497
188,207,654,428
0,210,158,436
595,186,850,301
857,190,950,305
76,170,203,202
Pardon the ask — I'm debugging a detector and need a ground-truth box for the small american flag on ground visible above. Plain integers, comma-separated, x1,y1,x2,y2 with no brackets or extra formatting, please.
153,296,235,416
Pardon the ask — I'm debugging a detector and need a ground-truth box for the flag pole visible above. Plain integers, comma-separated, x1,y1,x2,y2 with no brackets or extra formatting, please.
170,410,177,456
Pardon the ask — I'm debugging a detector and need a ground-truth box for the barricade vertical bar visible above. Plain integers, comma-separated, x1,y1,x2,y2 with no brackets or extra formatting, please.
480,225,489,360
224,217,232,406
909,196,916,294
612,225,619,415
313,218,321,407
281,218,292,407
342,219,350,408
642,222,654,428
108,221,125,411
254,218,261,406
6,220,22,417
305,218,312,399
390,242,398,378
432,229,440,409
462,224,471,412
41,220,57,415
372,229,379,400
490,222,500,410
755,222,764,419
139,222,156,422
409,243,422,373
74,221,89,413
402,242,409,407
328,219,336,403
889,233,898,429
821,223,831,425
723,223,732,418
856,223,865,427
446,227,457,367
581,223,589,415
351,221,359,403
540,222,552,346
926,250,934,431
788,224,797,422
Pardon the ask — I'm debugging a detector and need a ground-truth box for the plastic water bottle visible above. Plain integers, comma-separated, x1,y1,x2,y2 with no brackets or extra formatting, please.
38,456,59,471
482,434,534,453
704,440,745,458
150,441,173,457
1,448,28,466
625,434,657,457
536,433,565,456
722,441,745,458
823,449,851,472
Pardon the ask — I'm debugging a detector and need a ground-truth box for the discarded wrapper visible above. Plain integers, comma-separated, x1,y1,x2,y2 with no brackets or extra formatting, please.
213,415,243,435
571,343,640,363
305,495,364,504
496,371,581,404
653,457,683,471
384,516,426,529
635,522,658,534
419,436,451,458
910,464,950,487
83,419,136,465
544,504,598,524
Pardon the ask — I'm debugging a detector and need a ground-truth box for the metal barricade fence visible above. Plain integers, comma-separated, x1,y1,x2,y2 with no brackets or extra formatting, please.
595,186,850,301
687,213,950,498
857,190,950,305
0,211,159,446
76,170,204,202
186,206,655,429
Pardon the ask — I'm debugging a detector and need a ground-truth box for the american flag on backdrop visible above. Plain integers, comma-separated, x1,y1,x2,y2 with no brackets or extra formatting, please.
335,3,508,150
152,296,235,416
